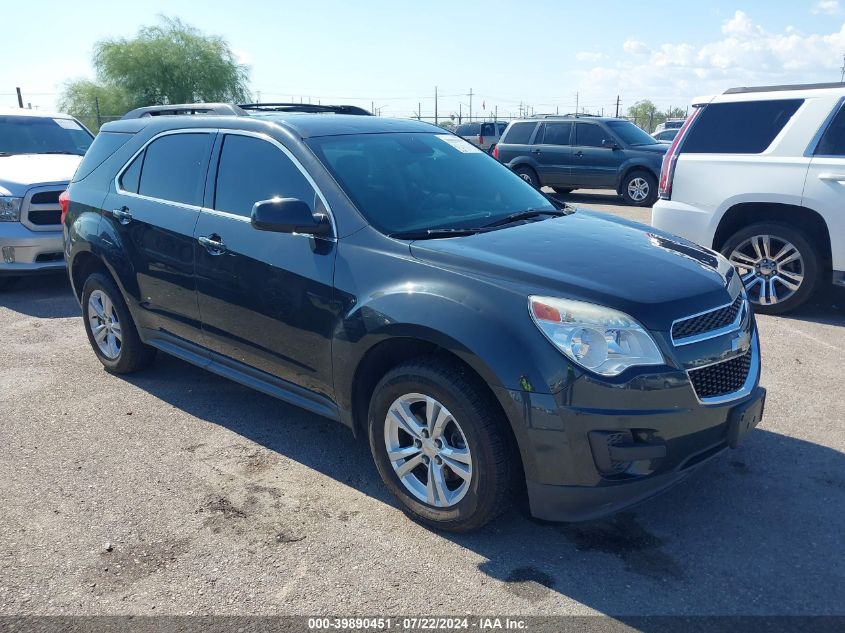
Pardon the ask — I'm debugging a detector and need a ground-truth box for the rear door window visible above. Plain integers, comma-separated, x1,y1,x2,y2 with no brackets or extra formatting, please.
541,122,572,146
815,102,845,156
137,133,213,206
683,99,803,154
501,122,536,144
214,134,316,217
480,123,496,137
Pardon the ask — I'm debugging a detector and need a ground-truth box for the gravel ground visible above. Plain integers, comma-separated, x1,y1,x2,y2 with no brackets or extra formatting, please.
1,191,843,616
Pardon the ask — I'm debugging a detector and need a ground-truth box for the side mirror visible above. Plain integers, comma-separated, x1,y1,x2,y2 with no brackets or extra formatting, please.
250,198,331,237
602,139,620,150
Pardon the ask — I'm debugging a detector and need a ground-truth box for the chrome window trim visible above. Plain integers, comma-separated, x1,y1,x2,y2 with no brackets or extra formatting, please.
804,96,845,158
687,331,759,406
211,129,337,241
113,128,337,240
670,293,747,347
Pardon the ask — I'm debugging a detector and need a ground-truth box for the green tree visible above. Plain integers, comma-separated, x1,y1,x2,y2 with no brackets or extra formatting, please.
437,120,456,131
59,16,250,130
626,100,661,132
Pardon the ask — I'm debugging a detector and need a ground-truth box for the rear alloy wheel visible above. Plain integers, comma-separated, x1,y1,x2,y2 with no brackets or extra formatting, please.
82,272,157,373
368,358,516,532
514,166,540,189
721,222,819,315
621,170,657,206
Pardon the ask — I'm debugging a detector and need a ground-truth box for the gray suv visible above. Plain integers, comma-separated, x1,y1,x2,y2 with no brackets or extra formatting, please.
494,116,667,206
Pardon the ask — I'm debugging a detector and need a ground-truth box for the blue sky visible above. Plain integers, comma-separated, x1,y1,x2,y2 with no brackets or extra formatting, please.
3,0,845,118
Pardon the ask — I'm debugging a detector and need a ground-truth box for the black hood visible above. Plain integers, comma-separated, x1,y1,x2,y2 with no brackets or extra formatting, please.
409,210,735,331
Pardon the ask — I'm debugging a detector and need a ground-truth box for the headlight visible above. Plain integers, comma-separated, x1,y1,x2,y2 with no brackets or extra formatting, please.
0,197,22,222
529,296,664,376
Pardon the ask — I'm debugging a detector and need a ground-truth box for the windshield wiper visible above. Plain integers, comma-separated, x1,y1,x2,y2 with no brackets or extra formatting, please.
389,227,485,240
482,208,566,228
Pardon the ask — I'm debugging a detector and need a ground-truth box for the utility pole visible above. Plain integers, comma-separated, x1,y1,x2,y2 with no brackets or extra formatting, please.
468,88,473,122
418,102,421,120
615,95,620,118
575,92,579,115
494,105,498,122
840,54,845,82
434,86,438,125
16,87,23,108
95,96,102,128
458,103,462,124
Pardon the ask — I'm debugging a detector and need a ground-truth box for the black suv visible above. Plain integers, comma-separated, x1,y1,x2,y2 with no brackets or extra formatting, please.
494,115,667,206
64,105,764,531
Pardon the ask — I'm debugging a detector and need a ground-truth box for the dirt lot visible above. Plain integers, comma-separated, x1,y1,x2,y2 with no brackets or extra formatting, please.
1,191,843,616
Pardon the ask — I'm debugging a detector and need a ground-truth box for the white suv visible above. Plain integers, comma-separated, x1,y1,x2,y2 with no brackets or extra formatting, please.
0,108,93,290
652,83,845,314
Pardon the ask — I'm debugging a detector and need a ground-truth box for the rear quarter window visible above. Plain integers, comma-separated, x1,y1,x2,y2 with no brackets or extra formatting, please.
683,99,803,154
456,123,481,136
72,132,132,182
501,122,536,144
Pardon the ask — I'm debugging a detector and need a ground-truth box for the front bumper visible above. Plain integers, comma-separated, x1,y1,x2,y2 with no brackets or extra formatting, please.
493,329,763,522
0,223,65,276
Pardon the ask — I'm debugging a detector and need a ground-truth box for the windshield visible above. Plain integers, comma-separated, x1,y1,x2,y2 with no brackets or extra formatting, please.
606,120,658,146
0,116,94,156
308,132,555,234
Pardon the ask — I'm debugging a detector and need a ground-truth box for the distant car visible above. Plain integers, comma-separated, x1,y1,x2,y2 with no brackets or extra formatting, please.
653,118,686,134
494,115,667,206
0,108,94,290
653,82,845,314
455,121,508,153
653,129,679,144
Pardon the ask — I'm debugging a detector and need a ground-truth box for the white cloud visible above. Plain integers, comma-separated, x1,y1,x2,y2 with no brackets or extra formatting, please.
576,51,604,62
577,11,845,108
623,39,651,55
812,1,841,15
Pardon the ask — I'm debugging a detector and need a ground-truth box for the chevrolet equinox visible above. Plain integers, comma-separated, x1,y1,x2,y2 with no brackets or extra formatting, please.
63,104,765,531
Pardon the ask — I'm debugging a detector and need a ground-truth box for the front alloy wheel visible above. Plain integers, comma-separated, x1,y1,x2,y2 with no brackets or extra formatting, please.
384,393,473,508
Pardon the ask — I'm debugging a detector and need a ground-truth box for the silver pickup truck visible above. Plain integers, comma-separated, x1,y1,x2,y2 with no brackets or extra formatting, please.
0,108,93,290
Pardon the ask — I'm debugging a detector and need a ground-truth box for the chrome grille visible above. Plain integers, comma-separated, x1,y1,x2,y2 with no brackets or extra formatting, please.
672,295,745,344
688,350,753,400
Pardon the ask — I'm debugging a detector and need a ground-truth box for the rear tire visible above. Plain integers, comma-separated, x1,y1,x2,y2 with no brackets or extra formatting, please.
514,166,541,189
721,222,819,315
621,170,657,206
368,357,517,532
81,272,156,374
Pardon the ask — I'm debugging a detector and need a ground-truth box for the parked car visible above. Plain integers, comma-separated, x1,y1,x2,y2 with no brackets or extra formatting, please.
653,118,686,134
64,104,764,531
455,121,508,153
653,82,845,314
0,108,94,290
653,129,679,144
494,115,668,206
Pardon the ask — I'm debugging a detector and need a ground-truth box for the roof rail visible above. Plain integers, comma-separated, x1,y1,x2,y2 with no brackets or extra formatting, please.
724,82,845,95
121,103,247,119
239,103,373,116
529,113,604,119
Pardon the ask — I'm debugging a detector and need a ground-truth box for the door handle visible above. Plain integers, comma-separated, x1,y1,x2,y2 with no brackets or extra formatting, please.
111,207,133,224
818,172,845,182
531,148,541,154
197,234,227,255
574,151,584,158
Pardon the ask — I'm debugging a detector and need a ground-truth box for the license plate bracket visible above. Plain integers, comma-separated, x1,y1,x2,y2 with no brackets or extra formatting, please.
727,388,766,448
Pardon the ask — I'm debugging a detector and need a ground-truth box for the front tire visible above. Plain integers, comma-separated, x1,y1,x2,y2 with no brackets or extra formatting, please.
81,272,156,373
368,358,516,532
721,222,819,315
621,170,657,206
